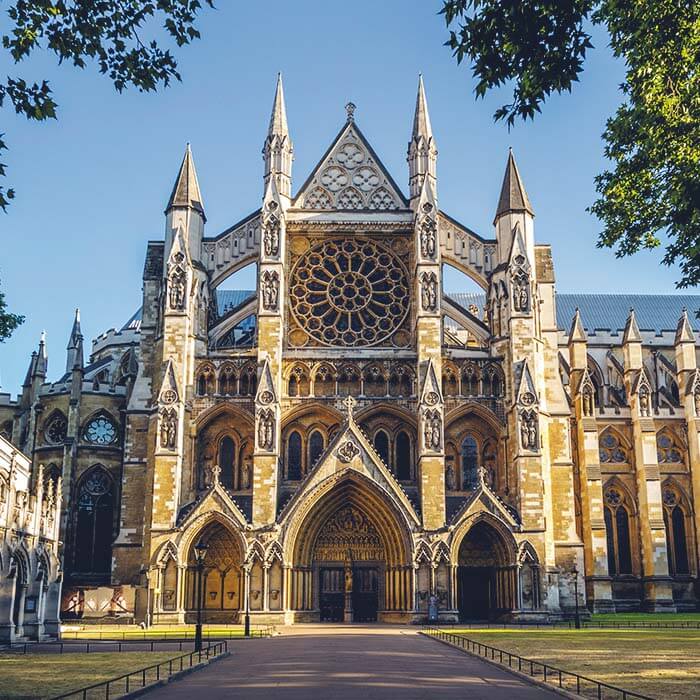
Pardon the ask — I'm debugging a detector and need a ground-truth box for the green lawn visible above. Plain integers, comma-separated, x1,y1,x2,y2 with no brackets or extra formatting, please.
60,624,270,640
590,612,700,623
0,652,178,699
441,628,700,699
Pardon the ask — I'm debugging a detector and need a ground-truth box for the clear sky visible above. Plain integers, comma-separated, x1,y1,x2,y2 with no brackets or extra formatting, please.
0,1,688,392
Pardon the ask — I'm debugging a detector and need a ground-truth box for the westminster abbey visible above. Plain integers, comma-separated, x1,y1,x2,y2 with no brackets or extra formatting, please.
0,76,698,637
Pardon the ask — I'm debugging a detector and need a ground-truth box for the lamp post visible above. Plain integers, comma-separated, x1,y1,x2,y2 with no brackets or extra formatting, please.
193,539,208,652
572,563,581,630
244,565,251,637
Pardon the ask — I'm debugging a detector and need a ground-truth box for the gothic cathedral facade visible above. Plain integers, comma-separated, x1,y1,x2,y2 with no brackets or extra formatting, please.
1,76,698,626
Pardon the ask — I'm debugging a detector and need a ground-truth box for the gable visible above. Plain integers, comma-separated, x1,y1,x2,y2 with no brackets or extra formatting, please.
294,121,408,212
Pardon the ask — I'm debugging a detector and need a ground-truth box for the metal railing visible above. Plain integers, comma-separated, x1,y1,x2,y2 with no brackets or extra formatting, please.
423,627,654,700
3,639,206,655
48,640,229,700
58,625,274,641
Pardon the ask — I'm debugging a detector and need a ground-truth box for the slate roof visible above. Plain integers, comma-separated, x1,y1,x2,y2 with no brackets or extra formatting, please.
447,293,700,335
216,289,255,317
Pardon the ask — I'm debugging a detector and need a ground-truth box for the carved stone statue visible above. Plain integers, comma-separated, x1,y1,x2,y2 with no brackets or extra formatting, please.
160,408,177,450
445,462,456,491
513,275,529,313
240,457,251,490
421,272,438,312
344,566,353,592
261,271,279,311
258,410,275,450
419,206,437,259
168,269,186,310
263,202,280,257
694,387,700,416
423,409,441,451
582,388,594,417
521,411,538,450
639,388,651,417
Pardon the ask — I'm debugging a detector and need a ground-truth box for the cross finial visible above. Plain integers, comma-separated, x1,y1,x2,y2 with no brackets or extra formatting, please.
211,463,221,485
345,102,356,122
343,395,356,419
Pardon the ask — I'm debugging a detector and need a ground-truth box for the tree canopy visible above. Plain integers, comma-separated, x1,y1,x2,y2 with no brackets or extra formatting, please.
0,0,212,340
442,1,700,288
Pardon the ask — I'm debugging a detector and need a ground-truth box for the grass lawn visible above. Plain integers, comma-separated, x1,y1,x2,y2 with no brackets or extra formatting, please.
444,628,700,699
0,652,178,699
590,612,700,623
60,624,269,640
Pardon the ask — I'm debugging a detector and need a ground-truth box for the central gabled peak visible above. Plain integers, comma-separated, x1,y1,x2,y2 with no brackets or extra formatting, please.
294,117,407,212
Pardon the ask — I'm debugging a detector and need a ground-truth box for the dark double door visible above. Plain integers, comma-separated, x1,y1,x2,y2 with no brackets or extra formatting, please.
457,566,494,621
319,567,379,622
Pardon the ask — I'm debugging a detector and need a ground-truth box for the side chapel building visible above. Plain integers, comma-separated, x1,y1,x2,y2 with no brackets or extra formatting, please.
1,77,698,625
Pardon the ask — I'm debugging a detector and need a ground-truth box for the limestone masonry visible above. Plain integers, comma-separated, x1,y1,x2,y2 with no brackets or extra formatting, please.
1,77,697,631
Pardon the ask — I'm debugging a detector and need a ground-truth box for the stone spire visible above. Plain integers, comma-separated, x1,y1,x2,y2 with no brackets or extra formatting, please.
568,308,587,344
623,308,642,344
675,307,695,345
66,308,84,373
494,148,534,223
166,143,205,219
408,74,437,199
36,331,48,378
263,73,293,199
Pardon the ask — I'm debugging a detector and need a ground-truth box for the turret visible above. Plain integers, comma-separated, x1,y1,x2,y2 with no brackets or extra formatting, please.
408,75,437,200
263,73,293,201
568,308,588,370
65,308,84,373
622,308,643,371
494,148,534,266
674,308,696,375
165,143,205,262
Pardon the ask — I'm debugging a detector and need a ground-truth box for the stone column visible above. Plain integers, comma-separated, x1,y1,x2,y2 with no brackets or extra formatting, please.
623,310,674,610
568,311,614,611
674,311,700,570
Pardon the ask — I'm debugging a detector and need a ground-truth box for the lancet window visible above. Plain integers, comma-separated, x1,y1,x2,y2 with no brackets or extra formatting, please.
662,484,690,576
73,466,114,575
603,485,633,576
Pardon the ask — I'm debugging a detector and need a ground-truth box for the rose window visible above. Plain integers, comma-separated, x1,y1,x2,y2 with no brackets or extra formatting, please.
289,238,409,347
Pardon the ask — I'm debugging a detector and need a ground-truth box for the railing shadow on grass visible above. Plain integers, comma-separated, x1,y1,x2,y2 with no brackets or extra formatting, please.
423,627,654,700
47,640,228,700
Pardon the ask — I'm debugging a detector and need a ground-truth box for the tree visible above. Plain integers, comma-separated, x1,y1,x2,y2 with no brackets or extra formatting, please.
0,280,24,342
442,1,700,288
0,0,213,340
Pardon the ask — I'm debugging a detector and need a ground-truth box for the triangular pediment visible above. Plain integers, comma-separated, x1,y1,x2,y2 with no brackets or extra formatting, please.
177,481,248,529
449,472,520,530
279,416,420,526
293,120,408,212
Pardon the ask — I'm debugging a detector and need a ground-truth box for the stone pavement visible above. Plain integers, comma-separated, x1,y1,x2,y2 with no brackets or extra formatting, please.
146,624,559,699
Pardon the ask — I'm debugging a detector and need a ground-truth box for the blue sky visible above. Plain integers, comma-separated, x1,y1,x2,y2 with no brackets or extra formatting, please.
0,1,687,391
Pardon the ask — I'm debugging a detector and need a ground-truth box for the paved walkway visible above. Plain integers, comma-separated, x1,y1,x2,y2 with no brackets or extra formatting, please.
147,625,559,699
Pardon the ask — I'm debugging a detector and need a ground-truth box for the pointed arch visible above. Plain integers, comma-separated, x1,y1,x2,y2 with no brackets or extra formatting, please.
283,469,414,566
72,465,115,575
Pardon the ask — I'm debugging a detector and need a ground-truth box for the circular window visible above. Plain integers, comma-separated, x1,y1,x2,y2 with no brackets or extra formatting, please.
289,237,409,347
84,416,117,445
46,415,67,444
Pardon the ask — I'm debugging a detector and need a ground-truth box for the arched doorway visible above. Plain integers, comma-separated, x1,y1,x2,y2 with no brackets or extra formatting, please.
456,521,516,621
289,476,412,623
185,522,243,623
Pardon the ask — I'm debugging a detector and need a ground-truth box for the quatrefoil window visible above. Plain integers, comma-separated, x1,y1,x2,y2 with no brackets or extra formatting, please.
289,237,409,347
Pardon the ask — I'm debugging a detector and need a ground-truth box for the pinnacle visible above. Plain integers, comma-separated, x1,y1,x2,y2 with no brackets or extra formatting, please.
568,308,587,344
494,148,534,222
268,73,289,137
675,307,696,344
623,308,642,344
412,74,433,141
166,143,205,216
